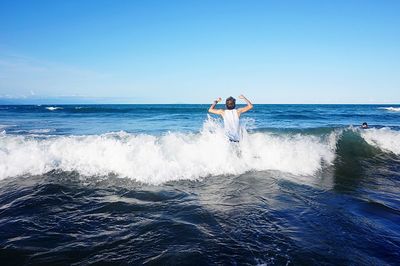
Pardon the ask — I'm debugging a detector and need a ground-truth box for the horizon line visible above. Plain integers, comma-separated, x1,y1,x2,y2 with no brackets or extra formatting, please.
0,102,399,105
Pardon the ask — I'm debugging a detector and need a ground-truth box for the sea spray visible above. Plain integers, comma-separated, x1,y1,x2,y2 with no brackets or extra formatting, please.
360,127,400,155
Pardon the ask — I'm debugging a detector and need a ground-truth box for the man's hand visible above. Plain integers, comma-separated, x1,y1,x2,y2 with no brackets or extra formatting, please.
237,94,253,115
208,97,224,115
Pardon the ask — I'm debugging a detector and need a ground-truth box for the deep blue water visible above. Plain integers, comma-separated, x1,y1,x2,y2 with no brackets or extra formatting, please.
0,104,399,265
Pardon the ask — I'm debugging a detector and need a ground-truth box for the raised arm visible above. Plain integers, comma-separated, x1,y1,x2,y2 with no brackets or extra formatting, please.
237,94,253,115
208,97,224,115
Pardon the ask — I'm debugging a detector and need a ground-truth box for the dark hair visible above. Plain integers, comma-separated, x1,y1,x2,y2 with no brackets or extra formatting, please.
225,96,236,110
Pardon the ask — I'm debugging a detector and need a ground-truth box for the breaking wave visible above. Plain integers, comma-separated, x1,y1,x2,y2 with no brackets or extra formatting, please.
360,127,400,155
0,118,338,184
2,115,399,184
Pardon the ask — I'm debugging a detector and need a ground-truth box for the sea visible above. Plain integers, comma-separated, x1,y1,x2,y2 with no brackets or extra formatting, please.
0,104,399,265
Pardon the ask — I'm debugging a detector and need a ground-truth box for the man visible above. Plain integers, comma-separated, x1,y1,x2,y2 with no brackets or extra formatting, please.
208,95,253,142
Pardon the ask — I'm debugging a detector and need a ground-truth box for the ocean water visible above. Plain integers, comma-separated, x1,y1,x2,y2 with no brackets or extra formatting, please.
0,104,399,265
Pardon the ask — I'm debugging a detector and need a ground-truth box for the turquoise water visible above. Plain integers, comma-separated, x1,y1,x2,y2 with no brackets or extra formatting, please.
0,104,399,265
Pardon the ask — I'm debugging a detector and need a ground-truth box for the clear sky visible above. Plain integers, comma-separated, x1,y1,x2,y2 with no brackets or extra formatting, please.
0,0,399,104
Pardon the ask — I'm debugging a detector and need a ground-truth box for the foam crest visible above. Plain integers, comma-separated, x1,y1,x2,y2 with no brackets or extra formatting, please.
27,129,55,134
0,119,337,184
360,127,400,155
45,106,63,111
379,107,400,112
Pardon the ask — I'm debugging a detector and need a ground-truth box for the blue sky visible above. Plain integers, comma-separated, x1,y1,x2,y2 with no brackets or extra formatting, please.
0,0,399,103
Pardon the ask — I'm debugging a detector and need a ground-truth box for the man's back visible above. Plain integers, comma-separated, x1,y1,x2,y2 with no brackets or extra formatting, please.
223,109,241,142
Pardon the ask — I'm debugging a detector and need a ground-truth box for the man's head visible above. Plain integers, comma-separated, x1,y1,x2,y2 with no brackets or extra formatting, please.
362,122,368,129
225,96,236,110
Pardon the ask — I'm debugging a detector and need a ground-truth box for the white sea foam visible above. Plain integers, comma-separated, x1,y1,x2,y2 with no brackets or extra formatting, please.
27,129,54,134
0,118,338,184
360,127,400,155
379,107,400,112
45,106,63,111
